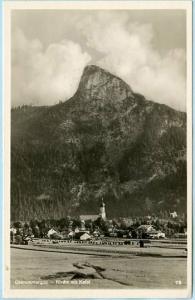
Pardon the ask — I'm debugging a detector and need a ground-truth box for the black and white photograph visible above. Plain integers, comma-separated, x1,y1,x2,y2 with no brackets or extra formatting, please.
3,1,192,298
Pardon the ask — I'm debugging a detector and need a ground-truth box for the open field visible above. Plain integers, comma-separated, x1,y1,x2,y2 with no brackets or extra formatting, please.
23,243,187,257
11,245,187,289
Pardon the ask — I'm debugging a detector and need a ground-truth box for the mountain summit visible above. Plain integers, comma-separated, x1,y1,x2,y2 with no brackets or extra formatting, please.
11,65,186,221
76,65,134,102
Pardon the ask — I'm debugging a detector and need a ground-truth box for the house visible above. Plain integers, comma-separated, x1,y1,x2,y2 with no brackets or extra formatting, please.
75,227,80,233
80,233,92,241
174,233,187,239
170,211,177,218
68,231,75,238
109,232,117,237
137,225,155,233
47,228,57,238
93,230,100,237
137,225,165,239
75,232,91,240
148,231,165,239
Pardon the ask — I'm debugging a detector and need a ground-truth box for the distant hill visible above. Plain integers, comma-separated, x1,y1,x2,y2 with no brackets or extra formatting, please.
11,65,186,221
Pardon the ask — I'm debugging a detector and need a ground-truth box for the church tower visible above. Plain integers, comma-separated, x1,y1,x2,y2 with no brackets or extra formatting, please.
99,198,106,220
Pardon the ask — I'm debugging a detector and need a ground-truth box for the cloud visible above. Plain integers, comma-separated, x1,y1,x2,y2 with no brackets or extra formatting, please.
12,12,186,111
77,12,186,111
12,28,91,106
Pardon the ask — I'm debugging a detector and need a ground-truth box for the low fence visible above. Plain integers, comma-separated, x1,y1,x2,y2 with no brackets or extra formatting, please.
31,238,140,247
31,237,186,248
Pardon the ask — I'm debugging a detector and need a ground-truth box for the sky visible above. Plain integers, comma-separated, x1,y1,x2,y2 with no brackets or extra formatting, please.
12,9,186,111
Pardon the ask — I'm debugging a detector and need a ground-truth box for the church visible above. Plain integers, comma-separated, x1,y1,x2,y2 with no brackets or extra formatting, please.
80,199,106,222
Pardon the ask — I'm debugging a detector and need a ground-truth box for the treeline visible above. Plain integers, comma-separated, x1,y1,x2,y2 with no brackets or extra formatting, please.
12,215,187,239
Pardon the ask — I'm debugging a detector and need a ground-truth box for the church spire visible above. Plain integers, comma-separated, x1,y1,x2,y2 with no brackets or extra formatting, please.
99,198,106,220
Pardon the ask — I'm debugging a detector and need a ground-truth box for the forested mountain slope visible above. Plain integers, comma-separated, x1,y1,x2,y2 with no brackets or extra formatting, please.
11,65,186,220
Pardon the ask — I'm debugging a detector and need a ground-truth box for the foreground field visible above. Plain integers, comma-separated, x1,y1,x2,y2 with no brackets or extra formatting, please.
11,246,187,289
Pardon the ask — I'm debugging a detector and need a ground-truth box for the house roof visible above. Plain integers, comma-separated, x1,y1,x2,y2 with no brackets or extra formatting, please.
75,231,91,238
137,225,153,229
137,225,155,232
80,215,99,221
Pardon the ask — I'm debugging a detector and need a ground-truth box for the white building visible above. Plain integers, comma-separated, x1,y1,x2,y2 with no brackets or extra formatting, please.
99,199,106,220
149,231,166,239
170,211,177,218
80,233,91,241
137,225,165,239
47,228,57,238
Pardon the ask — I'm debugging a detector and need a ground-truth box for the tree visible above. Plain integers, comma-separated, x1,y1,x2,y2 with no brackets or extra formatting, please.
23,222,29,235
58,218,69,230
85,219,93,231
13,221,22,229
32,225,40,238
38,219,49,238
72,218,81,229
94,217,109,234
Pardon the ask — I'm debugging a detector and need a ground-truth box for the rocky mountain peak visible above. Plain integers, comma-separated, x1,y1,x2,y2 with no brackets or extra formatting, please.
76,64,134,102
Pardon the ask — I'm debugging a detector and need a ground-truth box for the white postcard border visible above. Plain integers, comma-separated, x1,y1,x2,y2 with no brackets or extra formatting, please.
3,1,192,298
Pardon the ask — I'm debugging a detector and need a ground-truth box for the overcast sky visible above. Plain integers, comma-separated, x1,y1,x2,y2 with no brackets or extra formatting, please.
12,9,186,111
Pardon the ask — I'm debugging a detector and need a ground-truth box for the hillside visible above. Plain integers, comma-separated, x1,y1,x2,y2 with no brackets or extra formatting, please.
11,65,187,221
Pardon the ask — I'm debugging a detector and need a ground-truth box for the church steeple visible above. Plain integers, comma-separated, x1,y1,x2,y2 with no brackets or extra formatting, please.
99,198,106,220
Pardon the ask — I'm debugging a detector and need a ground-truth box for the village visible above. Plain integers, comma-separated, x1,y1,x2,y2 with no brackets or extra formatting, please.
10,200,187,247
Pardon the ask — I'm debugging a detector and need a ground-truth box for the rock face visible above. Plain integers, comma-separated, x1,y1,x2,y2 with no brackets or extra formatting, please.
76,65,133,102
11,65,187,221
